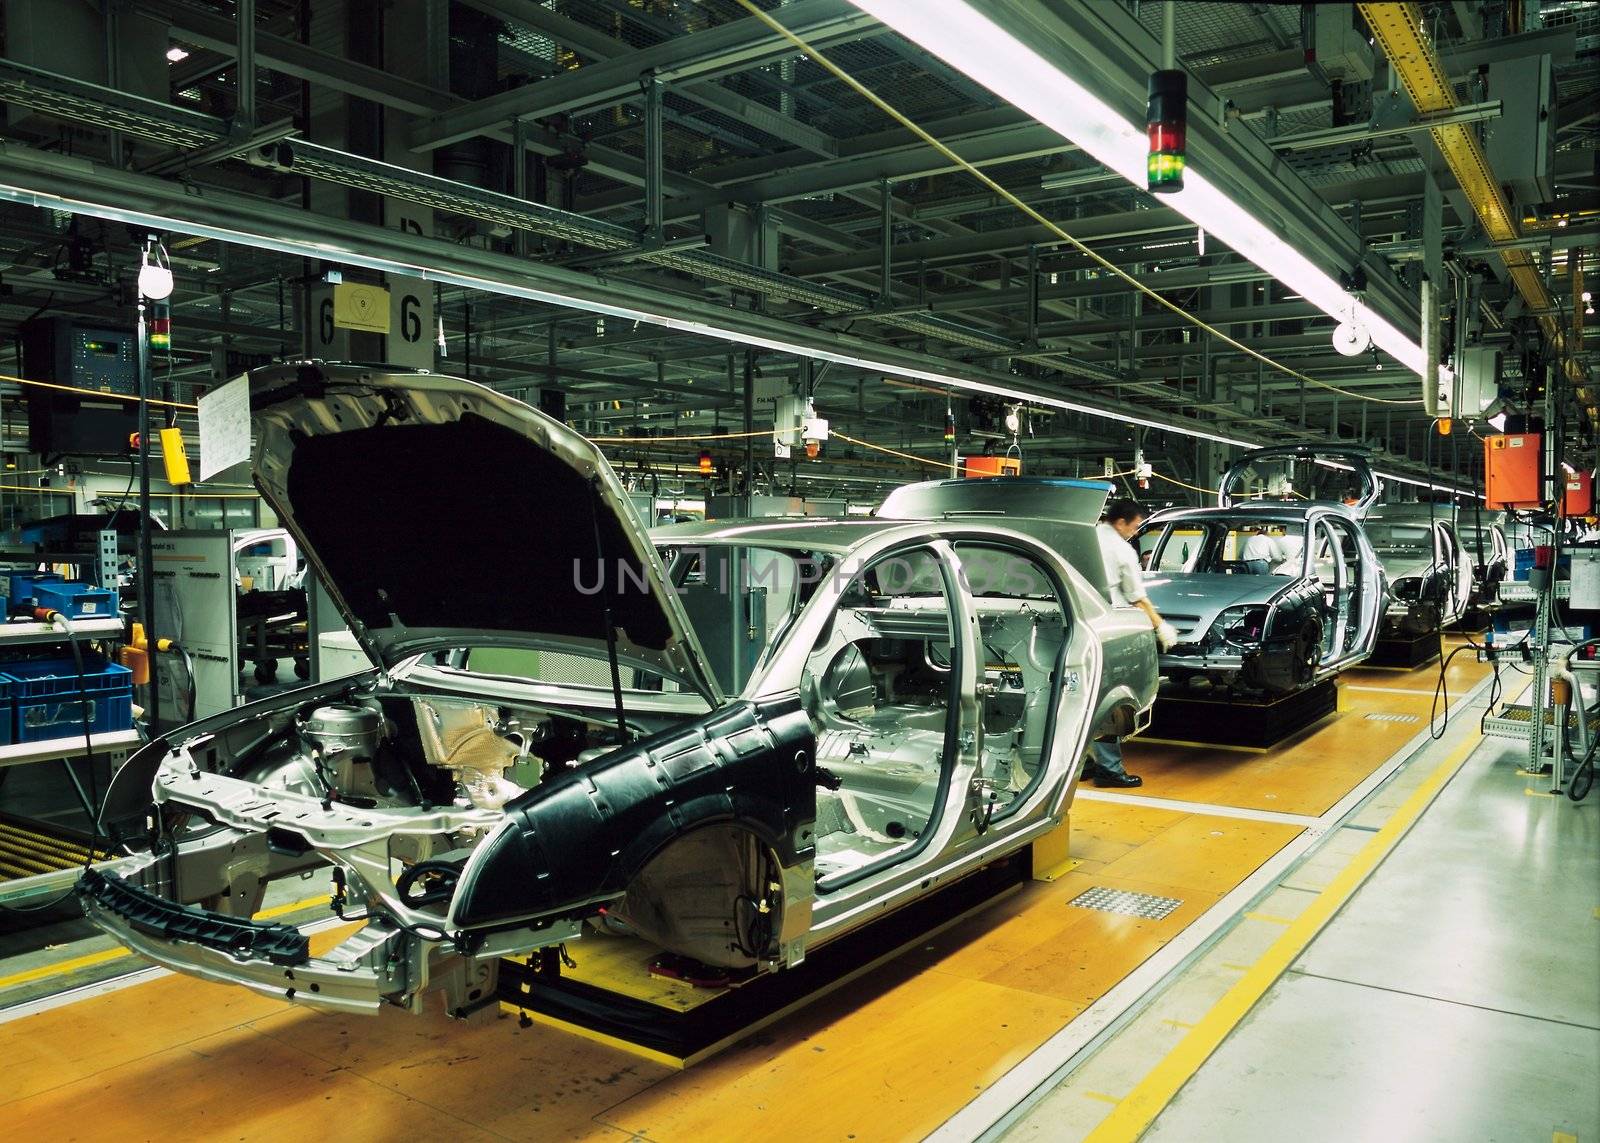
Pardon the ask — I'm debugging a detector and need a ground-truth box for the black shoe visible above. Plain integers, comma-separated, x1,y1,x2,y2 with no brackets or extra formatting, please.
1093,772,1143,788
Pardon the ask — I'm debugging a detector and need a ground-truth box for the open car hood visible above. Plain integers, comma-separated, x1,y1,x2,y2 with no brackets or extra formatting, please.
244,363,720,700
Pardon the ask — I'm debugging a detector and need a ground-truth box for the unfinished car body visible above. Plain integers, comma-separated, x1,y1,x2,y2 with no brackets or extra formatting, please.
79,364,1157,1016
1363,505,1476,636
1135,446,1386,694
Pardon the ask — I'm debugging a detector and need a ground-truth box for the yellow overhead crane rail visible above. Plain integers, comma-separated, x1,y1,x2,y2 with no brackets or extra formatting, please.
1357,3,1563,350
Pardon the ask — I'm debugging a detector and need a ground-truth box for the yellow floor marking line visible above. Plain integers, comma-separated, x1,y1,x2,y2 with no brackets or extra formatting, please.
1085,730,1483,1143
1553,1132,1577,1143
1342,685,1450,697
1082,1091,1123,1105
254,893,331,921
1242,912,1295,925
1525,788,1560,798
0,946,131,992
1128,736,1268,755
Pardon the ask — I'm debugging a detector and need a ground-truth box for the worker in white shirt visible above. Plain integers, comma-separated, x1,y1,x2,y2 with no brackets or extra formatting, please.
1241,525,1288,574
1087,498,1177,788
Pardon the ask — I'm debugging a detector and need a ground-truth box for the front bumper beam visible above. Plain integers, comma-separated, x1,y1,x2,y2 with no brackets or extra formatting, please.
79,868,309,966
78,861,406,1014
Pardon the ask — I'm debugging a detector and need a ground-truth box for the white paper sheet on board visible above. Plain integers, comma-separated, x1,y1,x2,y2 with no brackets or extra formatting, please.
197,374,251,480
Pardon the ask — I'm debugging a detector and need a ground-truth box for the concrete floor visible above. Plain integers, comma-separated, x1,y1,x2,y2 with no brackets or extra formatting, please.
1140,730,1600,1143
1000,665,1600,1143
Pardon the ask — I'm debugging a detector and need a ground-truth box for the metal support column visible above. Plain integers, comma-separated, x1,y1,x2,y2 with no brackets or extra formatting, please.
1528,380,1559,774
879,178,893,307
513,116,529,258
643,75,664,243
102,1,123,166
743,350,756,491
135,253,159,732
236,0,256,129
1026,243,1040,347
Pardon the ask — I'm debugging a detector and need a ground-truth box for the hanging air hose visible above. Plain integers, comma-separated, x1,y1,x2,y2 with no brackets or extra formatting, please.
1560,640,1600,802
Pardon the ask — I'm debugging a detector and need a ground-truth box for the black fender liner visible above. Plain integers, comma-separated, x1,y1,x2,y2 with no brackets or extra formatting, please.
450,694,815,931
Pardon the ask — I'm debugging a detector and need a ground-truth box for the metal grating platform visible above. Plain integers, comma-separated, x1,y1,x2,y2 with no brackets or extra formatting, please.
1068,887,1184,921
1365,712,1421,724
1481,703,1600,743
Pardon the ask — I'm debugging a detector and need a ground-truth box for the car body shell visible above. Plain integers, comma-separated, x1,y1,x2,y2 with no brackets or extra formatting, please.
1363,505,1476,635
1137,501,1386,692
79,365,1158,1017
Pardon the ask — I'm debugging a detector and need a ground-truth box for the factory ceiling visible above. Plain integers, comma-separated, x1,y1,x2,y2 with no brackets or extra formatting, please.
0,0,1595,499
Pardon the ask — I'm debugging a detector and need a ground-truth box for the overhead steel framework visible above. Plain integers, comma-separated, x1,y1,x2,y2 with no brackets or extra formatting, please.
0,0,1592,493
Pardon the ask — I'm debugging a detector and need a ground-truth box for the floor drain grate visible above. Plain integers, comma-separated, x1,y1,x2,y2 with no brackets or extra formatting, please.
1068,887,1183,920
1364,712,1420,724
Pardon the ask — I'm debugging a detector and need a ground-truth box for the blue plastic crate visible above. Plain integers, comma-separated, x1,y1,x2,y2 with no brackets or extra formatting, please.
2,656,133,743
3,655,130,698
0,675,14,746
15,691,132,742
0,570,64,608
32,580,119,620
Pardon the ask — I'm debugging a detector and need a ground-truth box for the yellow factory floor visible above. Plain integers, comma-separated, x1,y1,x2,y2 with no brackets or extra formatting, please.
0,654,1496,1142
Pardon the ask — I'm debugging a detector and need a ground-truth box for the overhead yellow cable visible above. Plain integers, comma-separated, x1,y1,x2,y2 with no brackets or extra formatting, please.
732,0,1421,408
1150,471,1218,496
830,431,951,469
586,429,772,443
0,371,198,410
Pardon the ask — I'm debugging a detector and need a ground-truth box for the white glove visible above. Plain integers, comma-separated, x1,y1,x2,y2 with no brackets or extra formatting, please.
1155,621,1178,651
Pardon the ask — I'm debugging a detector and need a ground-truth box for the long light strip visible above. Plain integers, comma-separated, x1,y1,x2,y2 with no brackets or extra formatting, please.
0,177,1251,448
0,177,1464,495
848,0,1427,374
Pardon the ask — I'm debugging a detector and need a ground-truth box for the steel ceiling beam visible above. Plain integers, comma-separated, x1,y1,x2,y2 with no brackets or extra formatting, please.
1195,24,1577,116
785,206,1185,277
456,0,841,158
0,141,1283,453
408,0,878,153
1358,1,1560,349
133,0,706,195
979,0,1420,334
577,107,1042,216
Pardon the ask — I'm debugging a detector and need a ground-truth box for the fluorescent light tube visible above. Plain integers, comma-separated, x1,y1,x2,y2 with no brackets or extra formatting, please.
849,0,1427,374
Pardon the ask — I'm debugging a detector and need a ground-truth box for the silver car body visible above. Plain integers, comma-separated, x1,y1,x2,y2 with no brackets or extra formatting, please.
80,366,1157,1017
1364,505,1476,634
1138,502,1385,692
1130,446,1386,692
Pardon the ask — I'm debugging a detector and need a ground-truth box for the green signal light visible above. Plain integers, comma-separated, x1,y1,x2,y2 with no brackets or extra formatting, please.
1147,151,1185,188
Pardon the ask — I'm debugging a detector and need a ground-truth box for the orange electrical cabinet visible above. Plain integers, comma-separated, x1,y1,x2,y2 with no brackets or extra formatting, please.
963,455,1021,478
1484,433,1542,509
1564,470,1594,516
